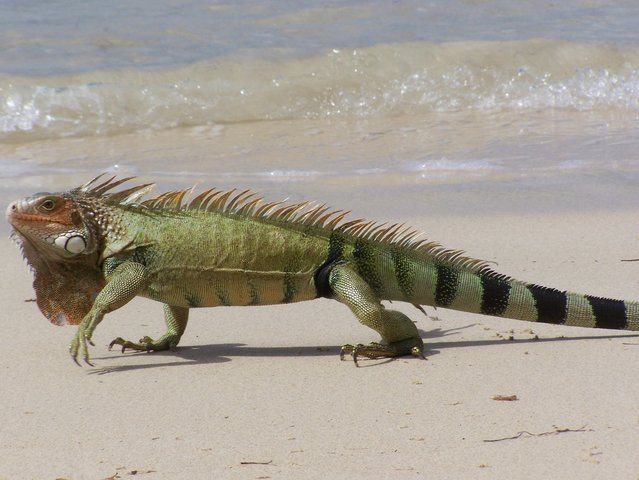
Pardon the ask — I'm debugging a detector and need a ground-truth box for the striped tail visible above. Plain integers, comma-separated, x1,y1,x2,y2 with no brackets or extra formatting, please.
420,266,639,331
491,277,639,330
337,230,639,331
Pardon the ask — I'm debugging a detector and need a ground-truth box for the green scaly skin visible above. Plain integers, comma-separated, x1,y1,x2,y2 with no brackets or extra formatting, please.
6,175,639,366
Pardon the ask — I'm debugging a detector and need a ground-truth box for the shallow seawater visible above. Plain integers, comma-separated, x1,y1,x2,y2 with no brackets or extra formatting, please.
2,108,637,221
2,1,639,231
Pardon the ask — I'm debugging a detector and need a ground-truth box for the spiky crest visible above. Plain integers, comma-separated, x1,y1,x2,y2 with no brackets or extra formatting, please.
75,175,500,277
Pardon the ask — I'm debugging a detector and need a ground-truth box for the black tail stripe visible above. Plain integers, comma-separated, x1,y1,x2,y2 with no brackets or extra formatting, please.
586,295,627,329
435,264,458,307
527,284,567,324
480,274,511,316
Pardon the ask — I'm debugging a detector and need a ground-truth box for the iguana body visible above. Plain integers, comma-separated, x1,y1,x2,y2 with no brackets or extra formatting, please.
6,175,639,365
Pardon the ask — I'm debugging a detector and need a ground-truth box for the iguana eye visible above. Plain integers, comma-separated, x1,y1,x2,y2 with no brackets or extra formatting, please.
39,198,57,212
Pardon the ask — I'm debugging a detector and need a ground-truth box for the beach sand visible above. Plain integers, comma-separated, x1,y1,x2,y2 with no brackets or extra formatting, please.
2,203,639,479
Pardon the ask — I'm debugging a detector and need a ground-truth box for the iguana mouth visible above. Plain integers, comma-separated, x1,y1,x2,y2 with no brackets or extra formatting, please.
8,212,64,223
6,200,74,234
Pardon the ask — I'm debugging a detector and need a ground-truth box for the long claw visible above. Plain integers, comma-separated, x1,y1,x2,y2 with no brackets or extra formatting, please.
109,337,123,351
339,343,358,361
340,343,363,366
71,354,82,367
70,346,93,367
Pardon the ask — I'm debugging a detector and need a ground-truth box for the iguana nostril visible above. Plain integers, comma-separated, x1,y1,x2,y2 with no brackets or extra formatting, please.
5,201,18,218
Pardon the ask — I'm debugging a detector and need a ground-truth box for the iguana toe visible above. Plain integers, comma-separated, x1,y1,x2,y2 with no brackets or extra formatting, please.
340,337,425,365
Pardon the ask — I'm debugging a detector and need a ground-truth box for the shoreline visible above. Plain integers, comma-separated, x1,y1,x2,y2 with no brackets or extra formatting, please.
2,106,639,228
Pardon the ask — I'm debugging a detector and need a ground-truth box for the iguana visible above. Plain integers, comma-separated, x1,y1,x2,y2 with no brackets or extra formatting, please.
6,175,639,366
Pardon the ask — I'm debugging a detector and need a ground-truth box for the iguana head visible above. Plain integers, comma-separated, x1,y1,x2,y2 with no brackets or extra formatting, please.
5,175,151,326
7,191,98,260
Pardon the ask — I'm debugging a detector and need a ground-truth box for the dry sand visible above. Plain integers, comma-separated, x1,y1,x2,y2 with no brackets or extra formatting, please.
2,208,639,479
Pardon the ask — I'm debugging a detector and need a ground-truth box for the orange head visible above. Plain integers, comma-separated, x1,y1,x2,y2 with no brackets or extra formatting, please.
7,189,105,325
6,192,96,260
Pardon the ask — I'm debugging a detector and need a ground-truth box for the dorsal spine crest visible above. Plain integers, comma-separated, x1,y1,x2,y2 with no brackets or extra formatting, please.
75,174,500,277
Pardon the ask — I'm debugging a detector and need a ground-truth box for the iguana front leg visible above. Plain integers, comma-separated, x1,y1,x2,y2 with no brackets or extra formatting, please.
109,304,189,353
327,263,425,365
69,261,148,365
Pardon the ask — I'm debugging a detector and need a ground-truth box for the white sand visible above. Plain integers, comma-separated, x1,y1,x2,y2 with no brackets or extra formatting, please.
2,208,639,479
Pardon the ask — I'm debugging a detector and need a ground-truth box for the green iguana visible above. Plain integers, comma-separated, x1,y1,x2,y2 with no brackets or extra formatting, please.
6,175,639,365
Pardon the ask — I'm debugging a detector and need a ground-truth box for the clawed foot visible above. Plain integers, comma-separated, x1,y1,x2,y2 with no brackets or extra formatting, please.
69,329,95,367
109,334,177,353
340,337,425,366
109,336,154,353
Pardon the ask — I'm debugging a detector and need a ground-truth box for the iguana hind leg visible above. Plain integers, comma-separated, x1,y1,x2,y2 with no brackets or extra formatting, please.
327,263,424,365
110,304,189,353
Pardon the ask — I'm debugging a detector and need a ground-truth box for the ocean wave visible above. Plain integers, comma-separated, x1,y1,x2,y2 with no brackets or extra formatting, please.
2,39,639,142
